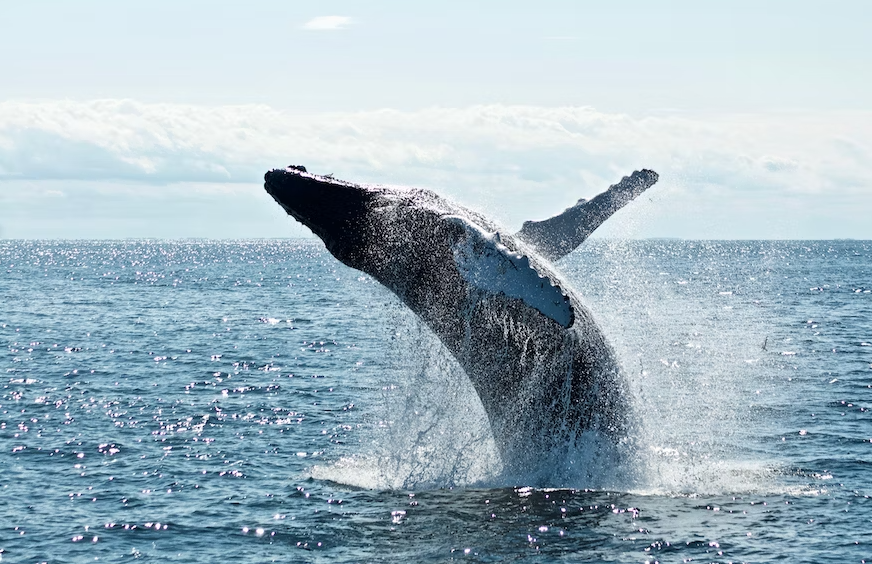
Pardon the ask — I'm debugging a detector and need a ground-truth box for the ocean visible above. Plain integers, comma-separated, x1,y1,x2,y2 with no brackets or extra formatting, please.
1,239,869,563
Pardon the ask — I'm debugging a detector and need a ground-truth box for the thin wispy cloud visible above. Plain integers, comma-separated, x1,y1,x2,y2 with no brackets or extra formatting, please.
302,16,352,31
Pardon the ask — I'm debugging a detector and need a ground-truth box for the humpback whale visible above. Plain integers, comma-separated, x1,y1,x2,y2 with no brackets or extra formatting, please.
264,166,658,476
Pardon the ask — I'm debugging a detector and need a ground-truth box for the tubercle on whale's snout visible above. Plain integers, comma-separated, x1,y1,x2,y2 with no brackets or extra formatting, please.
263,166,309,193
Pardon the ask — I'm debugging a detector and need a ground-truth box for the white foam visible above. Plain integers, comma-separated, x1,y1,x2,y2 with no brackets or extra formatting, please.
308,456,393,490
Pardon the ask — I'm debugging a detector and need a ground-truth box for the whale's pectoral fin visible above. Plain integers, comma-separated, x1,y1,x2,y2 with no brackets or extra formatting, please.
516,169,659,261
447,217,574,328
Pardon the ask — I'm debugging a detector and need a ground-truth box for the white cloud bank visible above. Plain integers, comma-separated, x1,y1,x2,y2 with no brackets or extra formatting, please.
302,16,352,30
1,100,870,237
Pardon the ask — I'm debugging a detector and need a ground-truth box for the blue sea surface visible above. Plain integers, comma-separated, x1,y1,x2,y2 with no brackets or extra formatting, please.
1,239,870,562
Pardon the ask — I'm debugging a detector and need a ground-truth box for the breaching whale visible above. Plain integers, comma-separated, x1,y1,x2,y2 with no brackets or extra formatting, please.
264,166,658,476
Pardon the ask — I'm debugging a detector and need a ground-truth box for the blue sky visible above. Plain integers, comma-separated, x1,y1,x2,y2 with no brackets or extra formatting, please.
1,0,870,239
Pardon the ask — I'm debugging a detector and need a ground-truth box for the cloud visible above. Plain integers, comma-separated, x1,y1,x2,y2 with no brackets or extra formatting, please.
0,100,870,233
302,16,352,30
759,155,799,173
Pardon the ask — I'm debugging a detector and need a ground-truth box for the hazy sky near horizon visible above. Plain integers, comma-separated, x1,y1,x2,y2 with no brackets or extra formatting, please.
1,0,870,239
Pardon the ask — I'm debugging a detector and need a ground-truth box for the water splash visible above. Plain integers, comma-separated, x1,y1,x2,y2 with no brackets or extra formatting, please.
312,303,640,490
314,240,793,495
570,239,787,496
312,306,501,489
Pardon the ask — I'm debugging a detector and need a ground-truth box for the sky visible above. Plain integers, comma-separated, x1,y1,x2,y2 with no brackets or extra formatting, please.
1,0,870,239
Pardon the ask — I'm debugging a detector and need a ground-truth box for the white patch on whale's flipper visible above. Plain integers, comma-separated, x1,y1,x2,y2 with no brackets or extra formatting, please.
447,216,573,328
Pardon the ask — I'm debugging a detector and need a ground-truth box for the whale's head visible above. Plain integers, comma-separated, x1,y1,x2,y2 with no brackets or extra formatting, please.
265,166,573,327
264,166,466,265
264,166,381,265
265,166,491,271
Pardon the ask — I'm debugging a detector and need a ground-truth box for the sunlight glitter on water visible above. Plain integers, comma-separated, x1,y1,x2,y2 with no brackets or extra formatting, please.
1,240,871,562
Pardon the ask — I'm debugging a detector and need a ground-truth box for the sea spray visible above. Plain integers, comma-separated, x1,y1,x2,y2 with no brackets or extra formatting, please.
570,239,786,495
314,299,641,490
